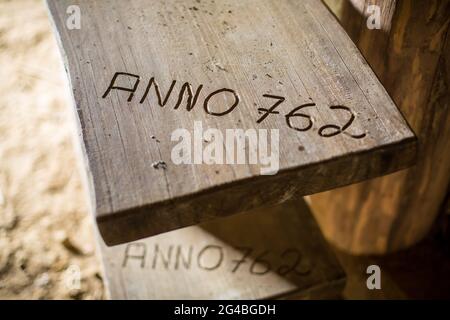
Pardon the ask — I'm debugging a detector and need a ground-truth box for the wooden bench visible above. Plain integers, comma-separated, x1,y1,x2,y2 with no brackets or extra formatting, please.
46,0,417,299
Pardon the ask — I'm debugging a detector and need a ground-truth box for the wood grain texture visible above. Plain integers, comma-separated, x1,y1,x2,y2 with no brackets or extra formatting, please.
99,199,345,299
47,0,416,245
312,0,450,254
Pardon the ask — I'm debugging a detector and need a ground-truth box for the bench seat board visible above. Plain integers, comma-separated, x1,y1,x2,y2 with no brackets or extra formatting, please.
47,0,416,245
99,199,346,299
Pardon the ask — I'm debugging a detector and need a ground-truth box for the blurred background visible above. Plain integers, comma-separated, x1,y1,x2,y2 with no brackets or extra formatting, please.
0,0,103,299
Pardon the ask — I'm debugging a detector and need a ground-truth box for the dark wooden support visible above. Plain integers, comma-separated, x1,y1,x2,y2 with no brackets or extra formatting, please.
313,0,450,254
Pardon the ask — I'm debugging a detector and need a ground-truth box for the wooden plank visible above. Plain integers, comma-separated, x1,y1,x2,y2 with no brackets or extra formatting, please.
99,199,345,299
312,0,450,254
46,0,416,245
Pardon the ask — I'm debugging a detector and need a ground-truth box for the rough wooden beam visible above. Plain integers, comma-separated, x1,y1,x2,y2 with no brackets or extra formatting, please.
47,0,416,245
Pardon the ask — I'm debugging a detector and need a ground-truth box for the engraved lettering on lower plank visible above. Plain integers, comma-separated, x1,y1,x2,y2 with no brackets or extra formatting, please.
122,243,312,277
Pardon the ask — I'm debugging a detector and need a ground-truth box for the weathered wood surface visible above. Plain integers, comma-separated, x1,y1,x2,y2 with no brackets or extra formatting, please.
312,0,450,254
47,0,416,245
99,199,345,299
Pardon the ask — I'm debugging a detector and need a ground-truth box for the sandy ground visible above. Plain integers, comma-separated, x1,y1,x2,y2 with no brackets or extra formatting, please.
0,0,104,299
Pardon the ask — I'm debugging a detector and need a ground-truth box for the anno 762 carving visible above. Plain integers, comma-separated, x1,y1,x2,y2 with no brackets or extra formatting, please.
102,71,367,140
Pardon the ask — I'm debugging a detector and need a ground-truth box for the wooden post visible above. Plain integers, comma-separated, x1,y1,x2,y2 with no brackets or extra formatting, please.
312,0,450,254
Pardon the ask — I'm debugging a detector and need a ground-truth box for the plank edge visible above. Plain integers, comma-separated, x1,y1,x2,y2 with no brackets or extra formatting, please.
98,136,417,246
